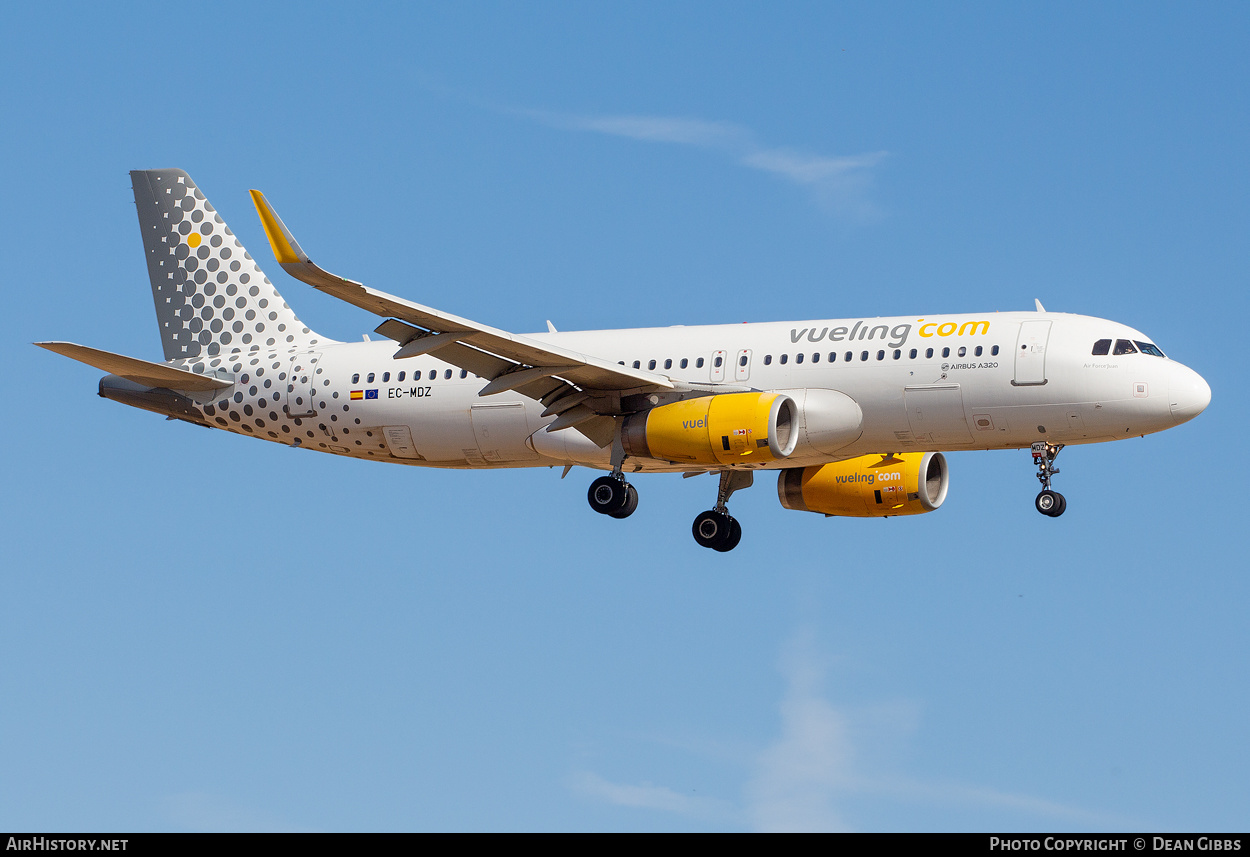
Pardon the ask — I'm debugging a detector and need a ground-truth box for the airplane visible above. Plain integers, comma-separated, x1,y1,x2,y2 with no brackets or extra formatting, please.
37,169,1211,552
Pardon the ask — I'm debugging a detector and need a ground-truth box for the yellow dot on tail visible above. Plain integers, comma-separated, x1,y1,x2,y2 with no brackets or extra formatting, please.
187,233,201,248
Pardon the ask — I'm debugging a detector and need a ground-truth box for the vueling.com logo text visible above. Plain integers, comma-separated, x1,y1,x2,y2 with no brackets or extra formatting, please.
789,319,990,349
917,319,990,338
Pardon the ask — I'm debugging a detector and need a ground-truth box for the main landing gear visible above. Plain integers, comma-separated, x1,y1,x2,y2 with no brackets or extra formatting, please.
585,470,747,551
584,423,750,550
587,474,638,519
1032,441,1067,517
692,471,753,552
587,431,639,519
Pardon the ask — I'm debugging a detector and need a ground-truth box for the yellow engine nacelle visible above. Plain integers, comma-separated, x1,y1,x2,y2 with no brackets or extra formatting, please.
777,452,948,517
622,392,798,465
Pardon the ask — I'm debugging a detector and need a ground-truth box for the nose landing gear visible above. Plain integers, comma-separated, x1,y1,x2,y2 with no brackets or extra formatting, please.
692,470,753,552
1032,442,1066,517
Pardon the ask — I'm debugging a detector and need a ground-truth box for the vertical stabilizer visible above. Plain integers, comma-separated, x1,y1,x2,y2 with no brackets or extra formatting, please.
131,169,323,361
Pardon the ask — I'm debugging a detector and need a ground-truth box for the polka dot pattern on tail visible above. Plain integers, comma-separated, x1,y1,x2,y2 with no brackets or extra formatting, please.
131,169,320,361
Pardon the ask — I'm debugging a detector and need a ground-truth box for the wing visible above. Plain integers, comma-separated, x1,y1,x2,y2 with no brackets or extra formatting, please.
250,190,680,446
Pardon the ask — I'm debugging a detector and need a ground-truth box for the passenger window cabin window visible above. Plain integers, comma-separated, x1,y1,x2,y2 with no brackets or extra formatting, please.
633,360,641,369
352,373,360,384
780,354,788,365
812,353,820,363
860,351,869,361
1113,339,1137,355
429,369,437,380
1135,341,1166,357
1091,339,1111,356
925,348,934,358
367,373,375,383
714,355,723,368
796,353,804,364
445,369,452,379
876,350,885,361
975,346,983,357
909,349,917,358
764,355,772,365
460,369,468,378
942,347,950,358
398,371,405,382
829,352,837,362
664,358,673,369
680,358,689,369
845,352,853,362
648,359,657,370
382,372,390,382
991,345,1000,356
739,355,748,366
696,358,705,368
957,347,966,357
893,349,901,360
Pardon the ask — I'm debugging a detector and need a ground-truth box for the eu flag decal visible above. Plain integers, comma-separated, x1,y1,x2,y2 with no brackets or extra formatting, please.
365,389,379,400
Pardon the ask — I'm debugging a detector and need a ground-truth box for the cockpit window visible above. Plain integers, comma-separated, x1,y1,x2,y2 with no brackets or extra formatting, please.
1112,339,1137,355
1134,340,1166,357
1091,339,1111,356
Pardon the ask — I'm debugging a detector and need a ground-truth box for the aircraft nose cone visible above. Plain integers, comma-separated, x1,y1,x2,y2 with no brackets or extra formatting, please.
1169,362,1211,425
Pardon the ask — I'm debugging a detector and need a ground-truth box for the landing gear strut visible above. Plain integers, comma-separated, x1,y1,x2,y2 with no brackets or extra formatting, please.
693,470,752,552
588,424,639,519
1031,441,1067,517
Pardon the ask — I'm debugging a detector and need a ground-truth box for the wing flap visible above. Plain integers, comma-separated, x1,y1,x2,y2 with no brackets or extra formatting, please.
35,342,233,391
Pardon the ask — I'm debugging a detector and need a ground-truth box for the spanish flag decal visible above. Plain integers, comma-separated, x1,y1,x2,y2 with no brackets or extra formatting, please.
350,390,363,400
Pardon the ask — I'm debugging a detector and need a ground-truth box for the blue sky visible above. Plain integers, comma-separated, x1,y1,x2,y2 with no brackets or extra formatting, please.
2,2,1247,831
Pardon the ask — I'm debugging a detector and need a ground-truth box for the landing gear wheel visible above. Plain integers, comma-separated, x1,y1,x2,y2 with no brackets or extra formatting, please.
1030,442,1068,518
588,476,628,515
608,483,639,519
714,517,743,552
1035,490,1066,517
693,509,740,551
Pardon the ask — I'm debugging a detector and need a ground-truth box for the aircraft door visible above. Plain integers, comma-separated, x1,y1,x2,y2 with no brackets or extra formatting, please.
284,352,321,417
1013,321,1052,386
710,350,727,382
471,402,540,462
734,349,752,382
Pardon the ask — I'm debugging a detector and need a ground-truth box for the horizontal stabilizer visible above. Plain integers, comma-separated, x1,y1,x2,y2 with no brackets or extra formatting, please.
35,342,233,391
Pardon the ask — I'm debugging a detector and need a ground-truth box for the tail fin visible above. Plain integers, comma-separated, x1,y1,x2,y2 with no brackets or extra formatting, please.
131,169,325,361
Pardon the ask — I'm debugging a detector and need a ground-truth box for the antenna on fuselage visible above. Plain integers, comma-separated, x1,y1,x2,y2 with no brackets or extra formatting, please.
1035,299,1046,312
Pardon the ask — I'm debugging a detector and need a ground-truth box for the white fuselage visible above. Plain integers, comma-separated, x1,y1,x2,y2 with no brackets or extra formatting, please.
173,310,1209,473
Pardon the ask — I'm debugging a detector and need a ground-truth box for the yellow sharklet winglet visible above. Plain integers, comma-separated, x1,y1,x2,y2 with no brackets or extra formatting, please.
249,189,306,265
